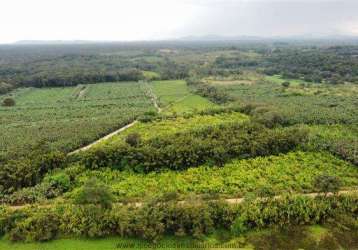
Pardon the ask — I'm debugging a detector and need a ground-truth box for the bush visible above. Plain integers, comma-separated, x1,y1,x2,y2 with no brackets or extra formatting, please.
252,109,288,128
73,178,114,209
231,215,248,235
9,211,59,242
282,81,291,88
60,205,113,237
44,172,71,193
0,158,37,194
1,97,15,107
313,174,341,195
125,133,142,147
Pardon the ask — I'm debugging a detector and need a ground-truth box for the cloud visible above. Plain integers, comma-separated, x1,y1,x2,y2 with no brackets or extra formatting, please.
0,0,357,43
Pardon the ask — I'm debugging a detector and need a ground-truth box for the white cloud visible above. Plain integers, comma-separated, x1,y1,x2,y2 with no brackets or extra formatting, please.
0,0,357,43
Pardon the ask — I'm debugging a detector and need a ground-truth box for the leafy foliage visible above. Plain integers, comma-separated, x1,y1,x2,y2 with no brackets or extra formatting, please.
73,178,114,209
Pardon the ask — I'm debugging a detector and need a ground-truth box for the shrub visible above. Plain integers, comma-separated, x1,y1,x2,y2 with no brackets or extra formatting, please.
313,174,341,196
125,133,141,147
282,81,291,88
60,205,113,237
0,158,37,194
162,200,214,239
253,110,288,128
35,151,66,176
9,212,59,242
44,172,71,193
1,97,15,107
73,178,114,209
231,215,248,235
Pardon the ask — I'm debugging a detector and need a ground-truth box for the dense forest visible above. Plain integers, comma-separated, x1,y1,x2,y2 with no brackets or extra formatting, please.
1,42,358,94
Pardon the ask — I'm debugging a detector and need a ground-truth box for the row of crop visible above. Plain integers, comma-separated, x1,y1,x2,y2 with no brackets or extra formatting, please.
1,194,357,242
0,83,155,162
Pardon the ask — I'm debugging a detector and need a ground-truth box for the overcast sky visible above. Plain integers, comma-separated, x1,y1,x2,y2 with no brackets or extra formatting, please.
1,0,358,43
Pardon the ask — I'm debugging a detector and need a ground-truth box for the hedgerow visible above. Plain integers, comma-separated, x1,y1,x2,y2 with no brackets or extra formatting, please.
1,194,357,242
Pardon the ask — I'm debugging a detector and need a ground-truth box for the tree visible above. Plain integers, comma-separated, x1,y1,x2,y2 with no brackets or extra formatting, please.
313,174,341,196
74,178,114,209
2,98,15,107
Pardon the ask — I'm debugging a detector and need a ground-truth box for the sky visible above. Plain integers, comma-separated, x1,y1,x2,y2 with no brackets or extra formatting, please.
1,0,358,43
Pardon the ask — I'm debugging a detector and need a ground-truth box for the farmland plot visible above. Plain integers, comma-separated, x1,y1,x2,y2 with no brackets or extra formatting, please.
0,82,155,161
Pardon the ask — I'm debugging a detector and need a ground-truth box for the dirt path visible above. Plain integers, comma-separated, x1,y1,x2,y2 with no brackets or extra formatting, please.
8,189,358,210
77,86,87,99
144,81,162,113
73,85,88,99
68,121,138,155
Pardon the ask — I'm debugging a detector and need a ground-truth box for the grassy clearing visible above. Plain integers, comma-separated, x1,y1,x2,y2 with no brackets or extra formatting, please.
151,80,217,114
69,151,358,201
0,82,154,161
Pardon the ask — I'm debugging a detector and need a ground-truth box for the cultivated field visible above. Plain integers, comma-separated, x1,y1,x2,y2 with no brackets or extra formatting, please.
0,82,155,161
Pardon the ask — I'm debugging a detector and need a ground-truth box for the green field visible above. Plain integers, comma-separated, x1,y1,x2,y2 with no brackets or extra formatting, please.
151,80,217,114
0,82,155,161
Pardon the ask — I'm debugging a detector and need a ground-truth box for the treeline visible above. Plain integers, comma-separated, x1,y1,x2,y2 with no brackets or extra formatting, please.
0,49,191,91
1,194,357,242
20,69,144,88
262,48,358,84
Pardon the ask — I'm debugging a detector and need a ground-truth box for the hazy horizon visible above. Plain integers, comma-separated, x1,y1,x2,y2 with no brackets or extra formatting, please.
1,0,358,44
